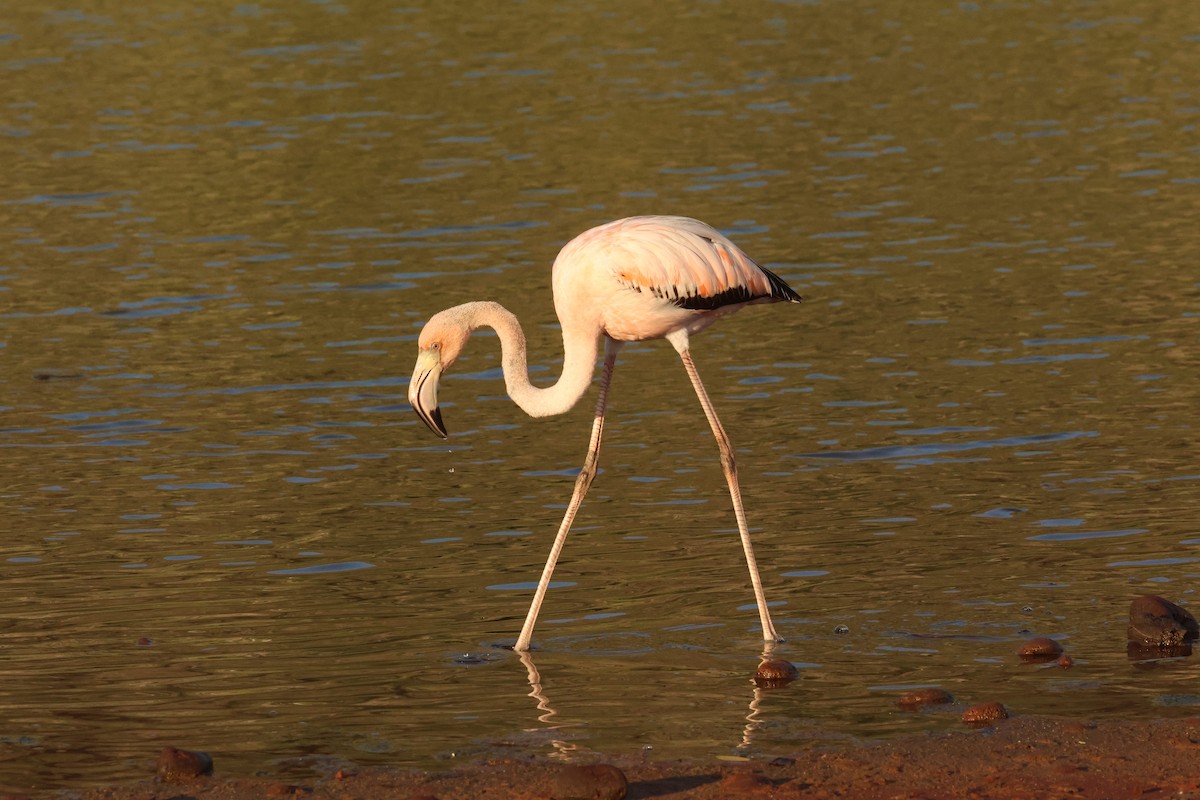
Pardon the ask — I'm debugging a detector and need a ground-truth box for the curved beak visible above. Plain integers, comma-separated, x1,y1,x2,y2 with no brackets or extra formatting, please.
408,348,447,438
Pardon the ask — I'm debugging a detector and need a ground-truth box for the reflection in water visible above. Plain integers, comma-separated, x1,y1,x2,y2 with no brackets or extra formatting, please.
2,0,1199,792
519,650,558,729
518,645,784,757
518,650,575,759
740,643,783,751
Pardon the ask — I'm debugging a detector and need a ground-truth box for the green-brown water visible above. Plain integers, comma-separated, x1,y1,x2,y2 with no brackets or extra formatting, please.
2,0,1199,792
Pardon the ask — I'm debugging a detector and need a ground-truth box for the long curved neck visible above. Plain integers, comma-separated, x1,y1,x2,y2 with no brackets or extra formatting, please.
460,301,599,418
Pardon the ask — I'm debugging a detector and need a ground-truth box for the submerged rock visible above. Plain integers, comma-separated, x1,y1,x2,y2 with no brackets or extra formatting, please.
1018,637,1064,662
897,688,954,709
754,658,799,688
961,702,1009,726
1128,640,1192,659
1128,595,1198,648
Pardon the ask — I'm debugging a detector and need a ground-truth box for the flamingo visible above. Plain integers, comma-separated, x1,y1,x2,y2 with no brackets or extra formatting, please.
408,215,802,651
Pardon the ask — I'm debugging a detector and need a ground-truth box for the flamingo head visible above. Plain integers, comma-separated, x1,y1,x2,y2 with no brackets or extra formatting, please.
408,310,472,438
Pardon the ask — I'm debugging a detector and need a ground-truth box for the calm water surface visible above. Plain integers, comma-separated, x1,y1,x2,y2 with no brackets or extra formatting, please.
2,0,1199,792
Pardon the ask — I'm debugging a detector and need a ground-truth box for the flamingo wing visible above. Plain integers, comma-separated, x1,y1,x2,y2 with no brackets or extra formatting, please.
599,216,802,310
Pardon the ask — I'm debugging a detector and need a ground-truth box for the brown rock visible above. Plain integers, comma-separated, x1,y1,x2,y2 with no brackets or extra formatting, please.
1061,721,1096,734
754,658,799,688
1128,595,1199,648
549,764,628,800
718,770,772,793
156,746,213,781
1018,637,1064,662
897,688,954,709
962,702,1009,726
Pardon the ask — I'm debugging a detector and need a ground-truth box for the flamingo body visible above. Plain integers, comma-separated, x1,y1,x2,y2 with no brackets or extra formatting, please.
409,215,802,651
551,215,800,342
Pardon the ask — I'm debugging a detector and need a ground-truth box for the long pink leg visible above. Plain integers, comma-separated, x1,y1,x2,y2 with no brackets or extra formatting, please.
514,343,619,651
678,348,782,644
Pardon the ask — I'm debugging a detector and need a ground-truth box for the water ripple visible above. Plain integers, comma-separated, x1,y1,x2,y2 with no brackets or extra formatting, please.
1027,528,1148,542
795,430,1098,462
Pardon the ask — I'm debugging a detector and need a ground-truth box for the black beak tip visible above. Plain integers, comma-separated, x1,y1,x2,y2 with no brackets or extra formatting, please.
412,403,449,439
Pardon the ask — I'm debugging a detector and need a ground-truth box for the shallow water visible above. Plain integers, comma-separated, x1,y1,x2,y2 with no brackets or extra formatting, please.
2,0,1199,792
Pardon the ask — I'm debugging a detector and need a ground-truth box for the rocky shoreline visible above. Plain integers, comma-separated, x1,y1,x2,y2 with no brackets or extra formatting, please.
55,714,1200,800
21,596,1199,799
